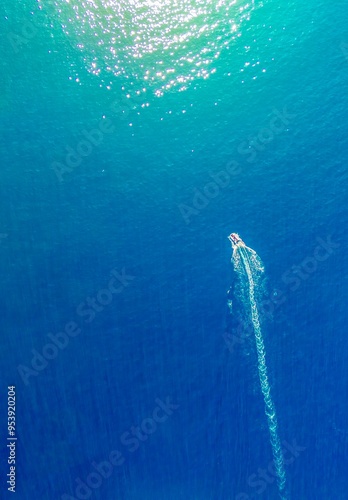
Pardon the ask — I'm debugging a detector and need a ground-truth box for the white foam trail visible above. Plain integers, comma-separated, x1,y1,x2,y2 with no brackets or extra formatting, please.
232,243,287,499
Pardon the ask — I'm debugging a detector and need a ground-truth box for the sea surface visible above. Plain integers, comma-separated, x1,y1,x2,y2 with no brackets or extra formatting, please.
1,0,348,499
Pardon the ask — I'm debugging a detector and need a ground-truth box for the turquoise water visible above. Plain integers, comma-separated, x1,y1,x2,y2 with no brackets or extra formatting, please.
1,0,348,498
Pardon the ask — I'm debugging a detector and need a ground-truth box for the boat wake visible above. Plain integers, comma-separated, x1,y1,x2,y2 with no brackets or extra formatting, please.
228,233,288,499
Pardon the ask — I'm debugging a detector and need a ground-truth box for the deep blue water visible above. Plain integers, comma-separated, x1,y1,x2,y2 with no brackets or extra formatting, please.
1,1,348,499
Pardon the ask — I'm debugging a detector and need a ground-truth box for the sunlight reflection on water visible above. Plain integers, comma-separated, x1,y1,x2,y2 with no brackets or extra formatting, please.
48,0,259,95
